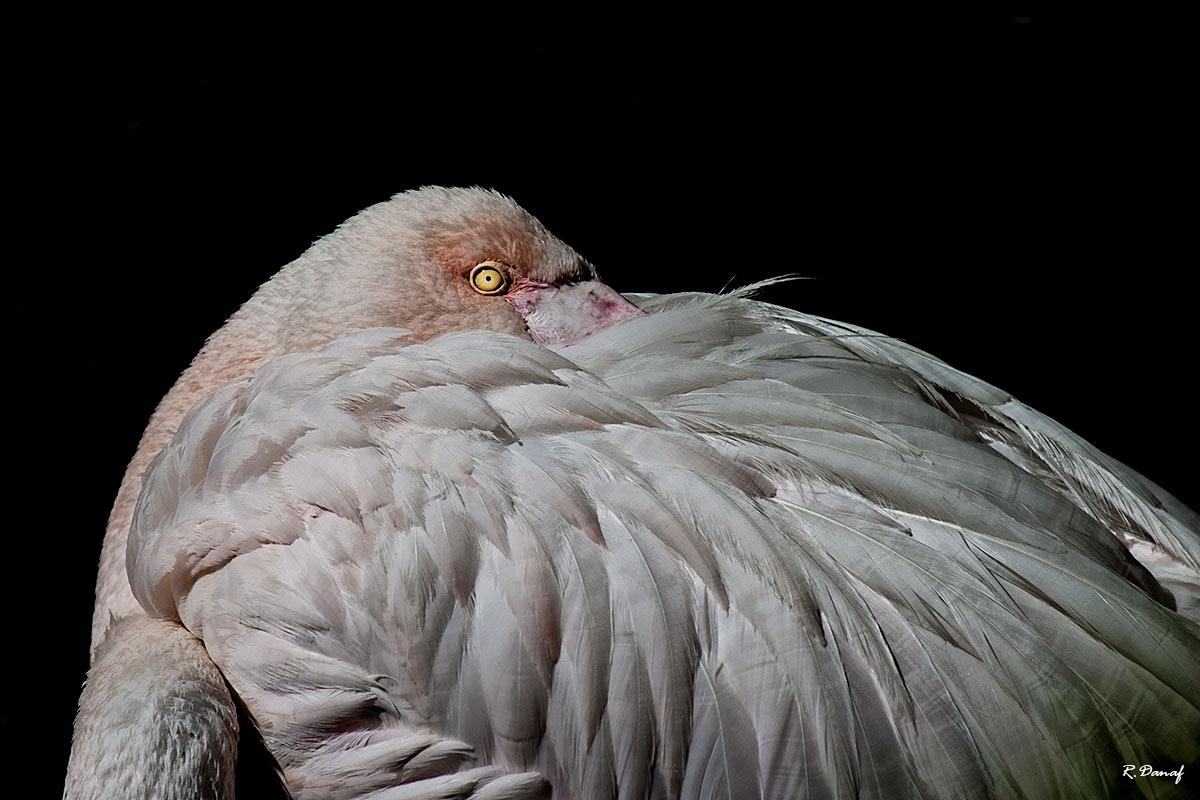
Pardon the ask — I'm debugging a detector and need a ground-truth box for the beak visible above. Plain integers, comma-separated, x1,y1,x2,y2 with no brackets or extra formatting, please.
506,279,644,346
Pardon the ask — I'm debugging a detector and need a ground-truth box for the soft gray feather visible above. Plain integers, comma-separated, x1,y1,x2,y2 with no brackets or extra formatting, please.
128,294,1200,799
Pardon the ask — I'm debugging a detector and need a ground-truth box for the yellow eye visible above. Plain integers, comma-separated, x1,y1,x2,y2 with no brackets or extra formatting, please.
470,261,510,295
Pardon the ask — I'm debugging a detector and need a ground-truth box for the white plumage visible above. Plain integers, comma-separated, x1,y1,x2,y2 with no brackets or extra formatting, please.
68,188,1200,799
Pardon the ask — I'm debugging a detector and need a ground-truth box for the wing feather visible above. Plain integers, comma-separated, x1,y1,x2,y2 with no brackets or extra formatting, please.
127,303,1200,799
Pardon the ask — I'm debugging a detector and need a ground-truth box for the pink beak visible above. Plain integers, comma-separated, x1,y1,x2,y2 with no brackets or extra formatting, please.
506,279,644,346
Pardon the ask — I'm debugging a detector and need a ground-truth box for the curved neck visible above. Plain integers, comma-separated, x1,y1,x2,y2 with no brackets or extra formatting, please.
90,290,291,650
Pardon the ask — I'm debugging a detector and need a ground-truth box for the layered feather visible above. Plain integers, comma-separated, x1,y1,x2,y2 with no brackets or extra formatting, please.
128,293,1200,799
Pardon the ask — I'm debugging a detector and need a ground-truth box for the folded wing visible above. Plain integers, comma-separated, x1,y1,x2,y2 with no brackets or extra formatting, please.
128,293,1200,799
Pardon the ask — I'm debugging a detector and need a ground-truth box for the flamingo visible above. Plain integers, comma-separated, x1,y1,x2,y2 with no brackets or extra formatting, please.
66,187,1200,799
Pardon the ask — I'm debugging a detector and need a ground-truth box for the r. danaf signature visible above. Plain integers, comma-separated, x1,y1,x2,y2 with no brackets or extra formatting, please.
1122,764,1185,785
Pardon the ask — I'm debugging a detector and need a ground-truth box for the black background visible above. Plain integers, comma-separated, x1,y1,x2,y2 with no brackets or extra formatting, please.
11,11,1196,788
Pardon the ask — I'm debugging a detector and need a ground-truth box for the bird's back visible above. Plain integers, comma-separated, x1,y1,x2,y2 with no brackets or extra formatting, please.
127,292,1200,799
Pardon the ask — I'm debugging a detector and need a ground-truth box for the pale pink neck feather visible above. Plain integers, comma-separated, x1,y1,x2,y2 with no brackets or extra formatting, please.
90,298,287,651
